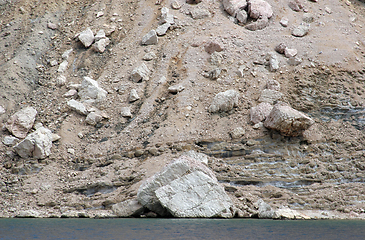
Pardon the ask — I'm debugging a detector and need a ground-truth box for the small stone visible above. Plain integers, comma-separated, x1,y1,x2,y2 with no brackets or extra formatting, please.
0,105,5,114
121,107,132,117
129,89,140,102
284,48,298,58
67,100,88,115
205,41,223,54
292,24,309,37
275,43,286,54
142,52,156,61
222,0,248,17
279,17,289,27
160,7,175,25
156,23,171,36
253,122,264,129
62,48,73,60
210,51,223,66
6,107,37,139
303,13,314,23
50,60,58,67
131,63,150,82
47,22,58,30
67,148,75,154
230,127,245,139
325,6,332,14
266,79,280,91
236,10,248,24
79,77,108,102
77,132,84,139
3,136,19,146
85,112,103,126
57,60,68,73
93,38,110,53
209,89,239,113
78,28,95,48
94,29,106,41
51,134,61,142
248,0,273,19
245,17,269,31
190,8,211,19
63,89,78,98
209,68,221,80
96,11,104,18
56,75,67,86
141,30,158,45
287,56,302,66
171,0,181,9
288,0,303,12
168,85,185,94
266,52,279,72
250,102,273,124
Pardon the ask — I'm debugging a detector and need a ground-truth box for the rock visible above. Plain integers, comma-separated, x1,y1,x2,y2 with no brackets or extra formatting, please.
5,107,37,139
210,51,223,66
258,89,283,104
121,107,132,117
67,100,88,115
3,136,19,146
250,102,273,124
93,38,110,53
57,60,68,73
230,127,245,139
130,63,150,82
0,105,5,114
171,0,182,9
156,171,234,218
279,17,289,27
266,79,280,91
253,122,264,129
62,48,73,60
222,0,248,17
274,207,311,220
288,0,303,12
247,0,273,19
56,75,67,86
78,28,95,47
264,102,315,136
325,6,332,14
168,85,185,94
141,30,158,45
209,68,221,80
182,150,208,165
94,29,106,41
78,76,108,102
303,13,314,23
236,10,248,24
112,199,144,217
287,56,302,66
275,43,286,54
292,24,309,37
156,23,171,36
129,89,140,102
186,0,202,4
245,17,269,31
85,112,103,126
142,52,156,61
209,89,239,113
266,52,279,72
13,126,53,159
204,41,223,54
303,123,323,143
47,22,58,30
51,133,61,142
96,11,104,18
190,8,211,19
160,7,175,25
256,199,275,219
63,89,78,98
16,210,41,218
50,60,58,66
137,155,216,216
284,48,298,58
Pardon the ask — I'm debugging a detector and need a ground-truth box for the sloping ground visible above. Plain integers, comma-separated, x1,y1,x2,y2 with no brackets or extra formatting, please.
1,0,365,218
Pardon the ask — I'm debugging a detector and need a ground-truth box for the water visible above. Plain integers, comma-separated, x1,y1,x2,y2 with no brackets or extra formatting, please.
1,218,365,240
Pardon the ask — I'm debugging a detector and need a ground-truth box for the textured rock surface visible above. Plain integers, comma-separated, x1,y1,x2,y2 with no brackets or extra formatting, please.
5,107,37,139
209,90,239,113
67,100,88,115
130,63,150,82
223,0,248,17
258,89,283,104
248,0,273,19
250,102,273,124
78,77,108,102
78,28,94,47
141,30,158,45
111,199,144,217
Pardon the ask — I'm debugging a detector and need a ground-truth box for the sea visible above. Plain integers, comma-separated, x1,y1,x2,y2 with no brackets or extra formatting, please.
1,218,365,240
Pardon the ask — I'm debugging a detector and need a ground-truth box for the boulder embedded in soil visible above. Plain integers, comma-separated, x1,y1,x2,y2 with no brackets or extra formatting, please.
209,89,239,113
250,102,273,124
5,107,37,139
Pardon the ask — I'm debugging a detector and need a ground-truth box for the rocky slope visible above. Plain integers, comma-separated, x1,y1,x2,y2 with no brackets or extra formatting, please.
1,0,365,219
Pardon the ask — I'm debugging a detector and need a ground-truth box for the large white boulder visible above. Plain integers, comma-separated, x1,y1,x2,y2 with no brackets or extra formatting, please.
13,127,53,159
209,89,239,113
5,107,37,139
156,171,234,218
78,76,108,102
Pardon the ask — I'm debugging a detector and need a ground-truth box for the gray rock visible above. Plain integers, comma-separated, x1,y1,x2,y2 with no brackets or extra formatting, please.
129,89,140,102
256,199,275,219
303,13,314,23
3,136,19,146
63,89,78,98
85,112,103,126
57,60,68,73
5,107,37,139
273,207,311,220
182,150,208,165
78,28,95,47
142,52,156,61
222,0,248,17
258,89,283,104
245,17,269,31
93,38,110,53
248,0,273,19
209,89,239,113
112,199,144,217
13,126,53,159
156,171,234,218
156,23,171,36
131,63,150,82
171,0,182,10
292,24,309,37
16,210,41,218
266,52,279,72
121,107,132,117
190,8,211,19
230,127,245,139
287,56,302,66
266,79,280,91
205,41,223,54
288,0,303,12
62,48,73,60
209,68,221,80
264,102,315,136
47,22,58,30
236,10,248,24
142,30,158,45
0,105,5,114
160,7,175,25
56,75,67,86
94,29,106,41
250,102,273,124
78,76,108,102
67,100,88,115
279,17,289,27
168,85,185,94
210,51,223,66
275,43,286,54
284,48,298,58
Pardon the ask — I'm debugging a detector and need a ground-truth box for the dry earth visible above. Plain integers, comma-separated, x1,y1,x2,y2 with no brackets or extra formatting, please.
1,0,365,219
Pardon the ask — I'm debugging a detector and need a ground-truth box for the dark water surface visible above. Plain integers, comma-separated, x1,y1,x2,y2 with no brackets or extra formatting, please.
0,218,364,240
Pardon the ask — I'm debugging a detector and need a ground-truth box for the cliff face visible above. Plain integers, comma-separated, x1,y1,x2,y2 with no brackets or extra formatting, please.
1,0,365,219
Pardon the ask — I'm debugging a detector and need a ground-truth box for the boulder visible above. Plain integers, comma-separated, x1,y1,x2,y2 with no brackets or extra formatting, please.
112,199,144,217
155,171,234,218
156,23,171,36
130,63,150,82
78,77,108,102
13,126,53,159
190,9,211,19
264,103,315,136
67,99,88,115
2,136,19,146
222,0,248,17
209,89,239,113
137,155,216,216
204,41,223,54
129,89,140,102
141,30,158,45
5,107,37,139
85,112,103,126
247,0,273,19
256,199,275,219
258,89,283,104
93,38,110,53
78,28,95,47
250,102,273,124
274,207,311,220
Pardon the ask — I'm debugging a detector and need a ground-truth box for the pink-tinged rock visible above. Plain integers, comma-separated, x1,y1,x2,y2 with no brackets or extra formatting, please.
5,107,37,139
248,0,273,19
222,0,248,17
264,103,315,136
204,41,224,54
250,102,273,124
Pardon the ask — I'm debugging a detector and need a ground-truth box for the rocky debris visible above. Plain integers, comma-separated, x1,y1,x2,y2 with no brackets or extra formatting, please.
303,13,314,23
264,102,315,136
47,22,58,30
287,56,302,66
56,75,67,86
112,199,144,217
230,127,245,139
130,63,150,82
258,89,282,104
222,0,248,17
247,0,273,19
142,52,156,61
171,0,182,10
209,89,239,113
5,107,37,139
190,8,211,19
85,112,103,126
205,41,223,54
155,171,234,218
182,150,208,165
78,77,108,103
78,28,95,48
168,84,185,94
129,89,140,102
279,17,289,27
245,16,269,31
250,102,273,124
292,24,309,37
265,52,279,72
141,30,158,45
288,0,303,12
121,107,132,117
256,199,275,219
93,38,110,53
13,126,53,159
273,207,311,220
209,68,222,80
266,79,280,91
284,48,298,58
63,89,78,98
137,155,217,216
160,7,175,25
67,100,88,115
2,136,19,146
57,60,68,73
0,105,5,114
210,51,223,66
94,30,106,41
156,23,171,36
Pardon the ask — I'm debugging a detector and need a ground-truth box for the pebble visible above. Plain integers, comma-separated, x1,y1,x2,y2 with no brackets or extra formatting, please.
141,30,158,45
0,105,5,114
279,17,289,27
275,43,286,54
129,89,140,102
171,0,181,10
121,107,132,117
284,48,298,58
292,24,309,37
78,28,95,48
47,22,58,30
142,52,156,61
67,148,75,155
